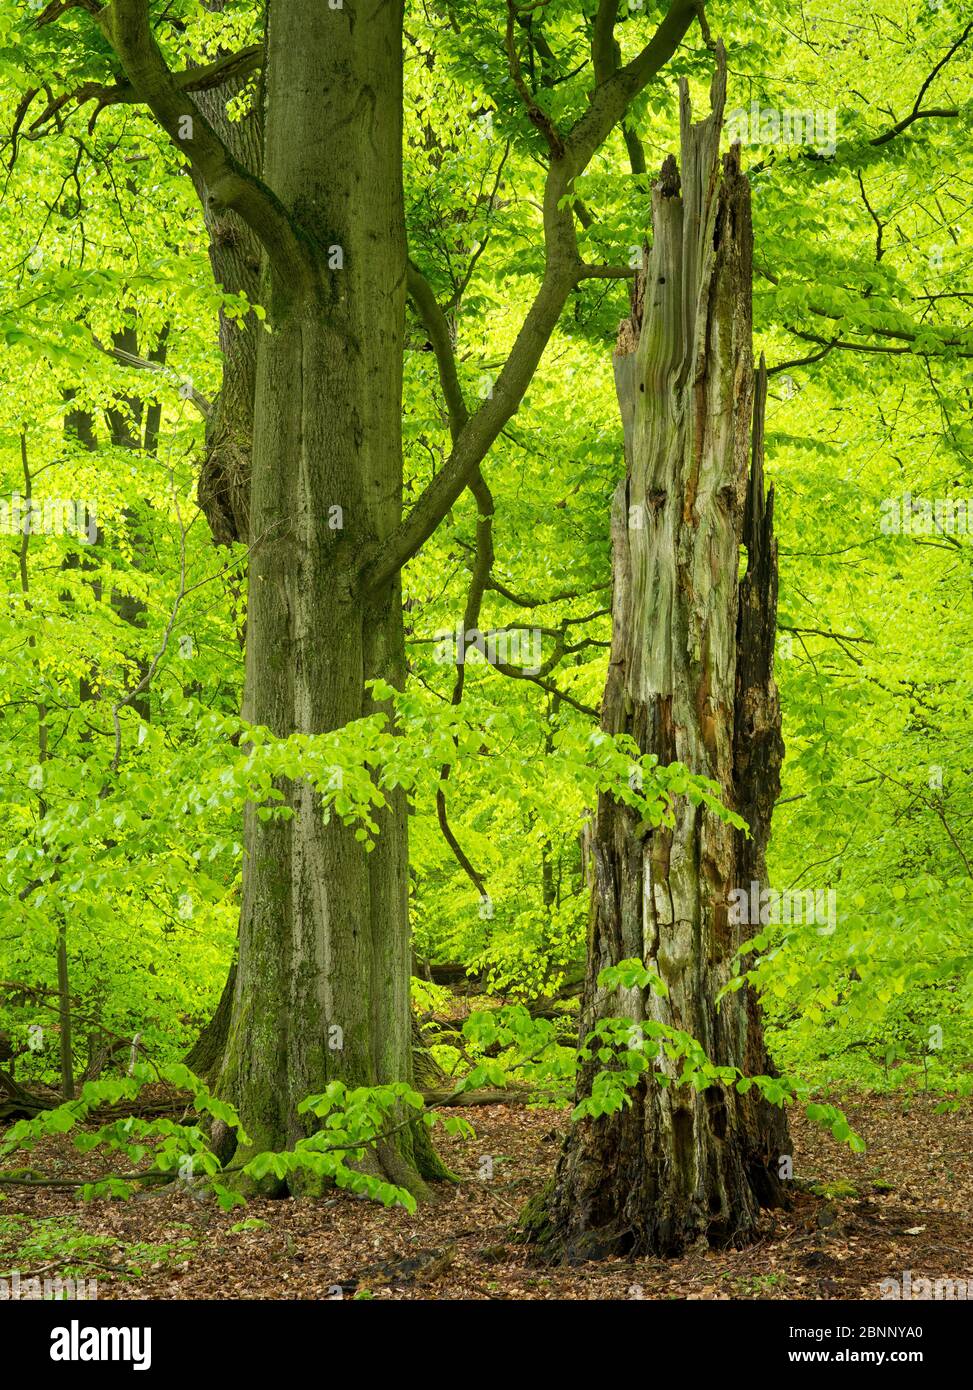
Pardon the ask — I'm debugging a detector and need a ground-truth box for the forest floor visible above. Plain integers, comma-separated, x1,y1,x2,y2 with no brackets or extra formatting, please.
1,1091,970,1300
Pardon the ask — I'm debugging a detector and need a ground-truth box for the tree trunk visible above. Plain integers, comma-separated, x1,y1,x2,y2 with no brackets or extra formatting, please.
537,60,789,1260
184,962,236,1079
181,13,430,1181
209,1,440,1192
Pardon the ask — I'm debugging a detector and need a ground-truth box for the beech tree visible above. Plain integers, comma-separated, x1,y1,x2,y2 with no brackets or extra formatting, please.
29,0,706,1185
1,0,972,1291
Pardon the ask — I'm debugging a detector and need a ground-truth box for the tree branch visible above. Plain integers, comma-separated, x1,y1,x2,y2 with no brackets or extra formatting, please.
407,258,492,896
491,662,599,718
565,0,700,175
765,340,837,375
790,328,973,360
407,260,468,438
757,264,973,359
870,23,971,147
577,262,637,280
506,0,564,155
434,472,494,901
25,45,263,136
364,0,702,591
95,339,211,418
88,1,307,289
591,0,619,86
591,0,648,175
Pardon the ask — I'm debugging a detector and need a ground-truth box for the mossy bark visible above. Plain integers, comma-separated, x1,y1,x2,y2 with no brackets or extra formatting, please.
182,1,436,1192
147,3,443,1193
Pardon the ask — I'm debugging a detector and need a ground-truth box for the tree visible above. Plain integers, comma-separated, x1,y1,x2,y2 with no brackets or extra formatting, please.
2,0,973,1275
30,0,705,1184
538,53,789,1258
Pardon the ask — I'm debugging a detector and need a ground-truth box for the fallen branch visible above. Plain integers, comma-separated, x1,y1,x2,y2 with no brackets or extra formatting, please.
422,1087,533,1108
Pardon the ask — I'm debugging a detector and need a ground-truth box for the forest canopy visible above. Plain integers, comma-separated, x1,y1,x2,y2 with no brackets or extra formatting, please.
0,0,970,1313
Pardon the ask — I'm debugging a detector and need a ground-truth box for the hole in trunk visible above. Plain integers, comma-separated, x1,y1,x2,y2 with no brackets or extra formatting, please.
672,1107,695,1195
705,1086,729,1139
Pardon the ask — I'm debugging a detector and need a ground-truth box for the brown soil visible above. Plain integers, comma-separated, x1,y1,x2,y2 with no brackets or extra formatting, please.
2,1092,970,1300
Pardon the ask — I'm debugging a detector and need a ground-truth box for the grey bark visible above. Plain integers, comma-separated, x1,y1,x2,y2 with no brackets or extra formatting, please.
196,1,441,1189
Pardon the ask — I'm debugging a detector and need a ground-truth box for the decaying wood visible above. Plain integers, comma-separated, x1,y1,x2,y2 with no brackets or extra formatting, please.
539,45,790,1261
